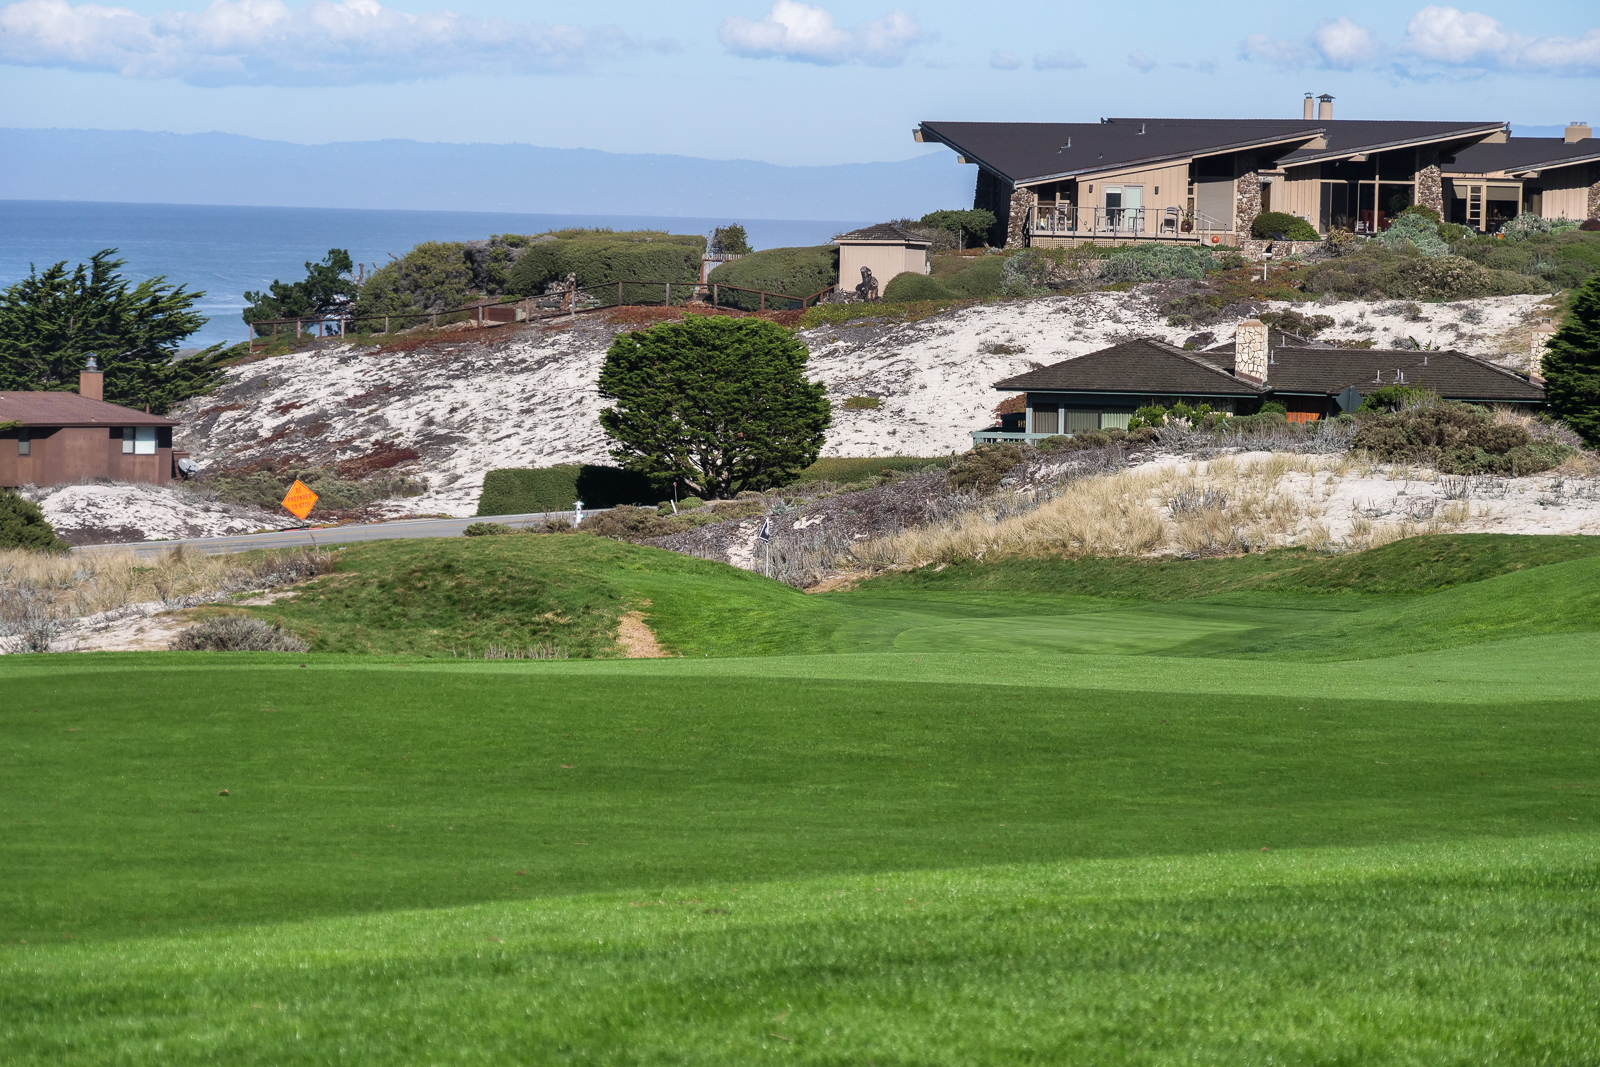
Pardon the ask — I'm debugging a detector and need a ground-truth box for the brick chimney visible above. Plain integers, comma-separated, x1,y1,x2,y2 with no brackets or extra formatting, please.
1317,93,1334,121
1235,319,1270,384
1566,122,1592,143
1530,322,1558,382
1302,93,1315,120
79,354,103,401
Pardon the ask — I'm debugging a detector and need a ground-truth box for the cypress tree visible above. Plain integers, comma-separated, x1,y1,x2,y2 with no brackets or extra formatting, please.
1544,271,1600,445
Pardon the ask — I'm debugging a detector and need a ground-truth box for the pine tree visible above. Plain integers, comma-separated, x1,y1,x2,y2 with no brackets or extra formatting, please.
1543,271,1600,445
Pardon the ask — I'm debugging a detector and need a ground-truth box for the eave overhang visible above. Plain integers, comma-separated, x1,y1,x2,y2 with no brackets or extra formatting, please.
1280,123,1507,167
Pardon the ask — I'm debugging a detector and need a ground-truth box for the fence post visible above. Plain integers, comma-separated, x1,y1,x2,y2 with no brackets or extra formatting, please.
665,282,670,306
431,313,438,327
295,318,302,339
618,281,623,306
713,284,718,307
384,314,390,333
760,292,766,311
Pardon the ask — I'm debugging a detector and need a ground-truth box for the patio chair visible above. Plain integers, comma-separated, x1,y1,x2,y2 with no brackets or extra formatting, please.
1161,206,1181,234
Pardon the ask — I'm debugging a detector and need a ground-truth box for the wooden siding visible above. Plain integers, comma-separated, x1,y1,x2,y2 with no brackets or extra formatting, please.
0,426,174,488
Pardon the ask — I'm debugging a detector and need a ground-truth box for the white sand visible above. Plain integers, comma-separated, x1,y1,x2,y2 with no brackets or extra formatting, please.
26,483,280,544
168,292,1554,518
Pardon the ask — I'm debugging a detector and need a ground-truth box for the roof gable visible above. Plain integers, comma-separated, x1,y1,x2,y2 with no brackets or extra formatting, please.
994,338,1261,396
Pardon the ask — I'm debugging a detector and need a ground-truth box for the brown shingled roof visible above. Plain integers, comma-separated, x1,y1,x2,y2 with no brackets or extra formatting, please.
0,392,177,427
994,339,1261,396
1265,347,1544,402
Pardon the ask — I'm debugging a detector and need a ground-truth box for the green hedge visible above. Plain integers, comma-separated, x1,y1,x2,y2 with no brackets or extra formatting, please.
506,237,704,304
707,246,838,310
1250,211,1319,241
477,465,656,516
882,272,954,301
789,456,949,484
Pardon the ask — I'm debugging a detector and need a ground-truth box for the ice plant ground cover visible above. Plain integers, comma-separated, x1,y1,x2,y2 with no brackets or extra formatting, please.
2,532,1600,1063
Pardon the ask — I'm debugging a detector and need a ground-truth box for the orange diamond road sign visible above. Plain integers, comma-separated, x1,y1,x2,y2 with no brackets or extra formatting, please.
281,479,319,520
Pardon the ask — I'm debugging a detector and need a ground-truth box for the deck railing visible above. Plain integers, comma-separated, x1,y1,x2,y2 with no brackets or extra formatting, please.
1028,206,1232,241
246,280,837,349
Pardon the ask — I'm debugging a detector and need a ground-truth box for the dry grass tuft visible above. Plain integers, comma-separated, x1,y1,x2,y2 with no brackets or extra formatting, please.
854,452,1479,569
0,547,334,653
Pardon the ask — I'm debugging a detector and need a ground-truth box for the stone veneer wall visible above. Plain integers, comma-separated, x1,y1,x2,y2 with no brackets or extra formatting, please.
1416,149,1444,216
1234,157,1262,237
1588,166,1600,219
1235,319,1269,383
1006,187,1037,249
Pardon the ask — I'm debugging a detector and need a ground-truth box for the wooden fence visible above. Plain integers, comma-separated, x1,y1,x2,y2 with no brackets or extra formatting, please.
247,280,837,350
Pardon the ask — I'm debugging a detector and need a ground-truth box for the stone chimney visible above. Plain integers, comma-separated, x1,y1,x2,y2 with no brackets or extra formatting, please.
79,354,103,401
1235,320,1270,384
1566,122,1592,144
1530,322,1558,382
1302,93,1315,120
1317,93,1334,121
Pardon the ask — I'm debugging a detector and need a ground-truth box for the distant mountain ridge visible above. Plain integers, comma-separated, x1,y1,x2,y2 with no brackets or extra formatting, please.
0,128,972,221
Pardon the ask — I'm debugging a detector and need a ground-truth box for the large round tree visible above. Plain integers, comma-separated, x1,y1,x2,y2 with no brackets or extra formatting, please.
598,316,831,498
1544,270,1600,445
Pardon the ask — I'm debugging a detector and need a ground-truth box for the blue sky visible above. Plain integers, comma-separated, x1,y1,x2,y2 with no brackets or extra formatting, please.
1,0,1596,166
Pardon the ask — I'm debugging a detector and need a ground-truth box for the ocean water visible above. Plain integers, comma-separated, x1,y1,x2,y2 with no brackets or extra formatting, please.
0,200,864,349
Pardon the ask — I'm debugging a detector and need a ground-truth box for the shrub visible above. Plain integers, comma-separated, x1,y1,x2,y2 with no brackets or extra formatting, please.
462,522,513,536
1303,246,1549,300
1399,204,1442,224
1499,213,1580,240
0,489,68,552
1250,211,1319,241
1583,220,1600,233
476,465,655,516
919,209,997,248
204,466,425,512
842,396,881,409
1257,401,1288,416
1259,309,1335,337
707,246,838,310
1352,402,1571,474
1358,385,1438,413
789,456,947,484
505,235,703,304
882,272,954,301
1375,212,1449,258
1099,244,1216,283
169,615,309,652
939,256,1007,297
946,444,1023,493
352,241,473,317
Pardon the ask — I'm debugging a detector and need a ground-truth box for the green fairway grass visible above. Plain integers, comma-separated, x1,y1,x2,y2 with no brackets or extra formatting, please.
5,532,1600,1063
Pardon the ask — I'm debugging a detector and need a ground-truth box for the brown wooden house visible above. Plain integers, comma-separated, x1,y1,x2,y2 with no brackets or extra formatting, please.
0,364,182,488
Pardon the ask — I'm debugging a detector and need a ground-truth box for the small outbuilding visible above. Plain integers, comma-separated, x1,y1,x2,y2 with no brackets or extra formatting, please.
833,224,931,298
0,362,183,488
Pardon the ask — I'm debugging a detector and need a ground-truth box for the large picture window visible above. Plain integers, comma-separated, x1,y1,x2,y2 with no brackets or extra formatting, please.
122,427,157,455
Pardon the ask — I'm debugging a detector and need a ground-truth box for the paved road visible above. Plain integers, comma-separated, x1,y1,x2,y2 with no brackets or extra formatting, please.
74,510,586,557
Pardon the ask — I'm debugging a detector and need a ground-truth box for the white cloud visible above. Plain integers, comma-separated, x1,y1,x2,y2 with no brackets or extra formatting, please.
989,49,1020,70
1126,50,1155,72
718,1,922,66
1242,17,1382,69
1400,6,1600,74
1241,7,1600,76
1312,16,1378,68
0,0,642,85
1032,49,1084,71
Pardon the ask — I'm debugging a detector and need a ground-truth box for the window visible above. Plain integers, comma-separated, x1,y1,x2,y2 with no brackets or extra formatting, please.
122,427,157,455
1065,410,1100,433
1030,407,1059,435
17,429,30,456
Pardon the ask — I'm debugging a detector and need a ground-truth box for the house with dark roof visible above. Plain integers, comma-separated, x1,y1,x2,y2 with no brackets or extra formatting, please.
0,361,184,488
915,96,1599,248
972,320,1544,445
1442,123,1600,231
